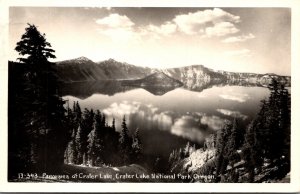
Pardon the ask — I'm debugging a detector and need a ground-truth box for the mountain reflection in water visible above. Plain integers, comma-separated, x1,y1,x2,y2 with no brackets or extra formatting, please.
59,79,268,99
60,80,270,161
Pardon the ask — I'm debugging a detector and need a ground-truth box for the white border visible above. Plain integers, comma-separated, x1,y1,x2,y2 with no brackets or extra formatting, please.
1,0,300,192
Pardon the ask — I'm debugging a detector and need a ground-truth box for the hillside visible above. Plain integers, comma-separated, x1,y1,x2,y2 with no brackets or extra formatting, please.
161,65,226,82
169,132,290,183
97,58,154,80
55,57,108,82
56,57,153,82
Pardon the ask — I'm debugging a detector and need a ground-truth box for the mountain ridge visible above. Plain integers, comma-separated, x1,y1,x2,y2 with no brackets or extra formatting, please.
55,57,291,86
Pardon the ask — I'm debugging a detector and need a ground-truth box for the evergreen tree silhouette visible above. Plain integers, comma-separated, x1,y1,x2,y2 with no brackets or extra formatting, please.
112,118,116,131
15,24,56,64
87,113,103,166
242,122,256,182
241,79,290,182
64,129,77,164
9,24,66,176
75,125,84,164
119,115,131,163
132,128,142,163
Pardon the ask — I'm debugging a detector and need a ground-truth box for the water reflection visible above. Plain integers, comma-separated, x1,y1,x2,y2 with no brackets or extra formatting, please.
59,79,273,100
216,109,248,120
171,115,207,143
103,101,174,133
219,93,250,103
61,81,271,159
60,80,135,99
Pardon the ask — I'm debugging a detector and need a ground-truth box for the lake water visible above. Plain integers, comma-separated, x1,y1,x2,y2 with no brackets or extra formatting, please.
61,81,270,162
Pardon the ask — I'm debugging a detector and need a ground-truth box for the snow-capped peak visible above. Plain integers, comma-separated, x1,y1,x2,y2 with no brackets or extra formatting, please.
75,56,92,62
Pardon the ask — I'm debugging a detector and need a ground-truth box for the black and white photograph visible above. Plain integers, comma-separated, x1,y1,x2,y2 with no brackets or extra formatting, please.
1,1,300,192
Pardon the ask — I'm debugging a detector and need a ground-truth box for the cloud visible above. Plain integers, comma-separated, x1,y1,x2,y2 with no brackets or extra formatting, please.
103,101,174,132
152,111,173,130
205,22,240,37
96,13,176,42
102,101,235,143
146,22,177,36
101,101,142,131
145,104,159,114
222,33,255,43
96,13,134,28
95,8,243,42
216,109,248,120
219,93,250,103
171,116,205,143
173,8,240,36
224,49,251,57
102,101,141,117
96,13,138,42
200,115,227,131
135,104,173,130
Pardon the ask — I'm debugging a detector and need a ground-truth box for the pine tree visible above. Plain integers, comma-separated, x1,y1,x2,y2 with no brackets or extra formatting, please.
81,108,95,161
82,153,87,166
184,141,191,157
168,150,175,163
226,119,238,162
64,128,77,164
255,79,291,163
252,99,268,169
9,24,67,175
119,116,131,163
112,118,116,131
120,116,130,147
241,79,291,181
101,113,106,127
87,114,103,166
15,24,56,64
278,85,291,162
242,122,256,182
71,129,78,164
65,102,76,136
73,101,76,113
75,101,82,123
131,128,142,163
67,107,73,120
95,110,102,125
215,121,231,178
75,125,84,164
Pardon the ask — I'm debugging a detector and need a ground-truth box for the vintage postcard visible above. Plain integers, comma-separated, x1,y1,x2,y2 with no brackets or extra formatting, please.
0,0,300,192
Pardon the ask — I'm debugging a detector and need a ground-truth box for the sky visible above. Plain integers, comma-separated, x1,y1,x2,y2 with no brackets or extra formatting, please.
9,7,291,75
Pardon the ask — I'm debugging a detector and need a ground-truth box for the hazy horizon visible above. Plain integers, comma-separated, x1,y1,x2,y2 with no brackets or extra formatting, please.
9,7,291,76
